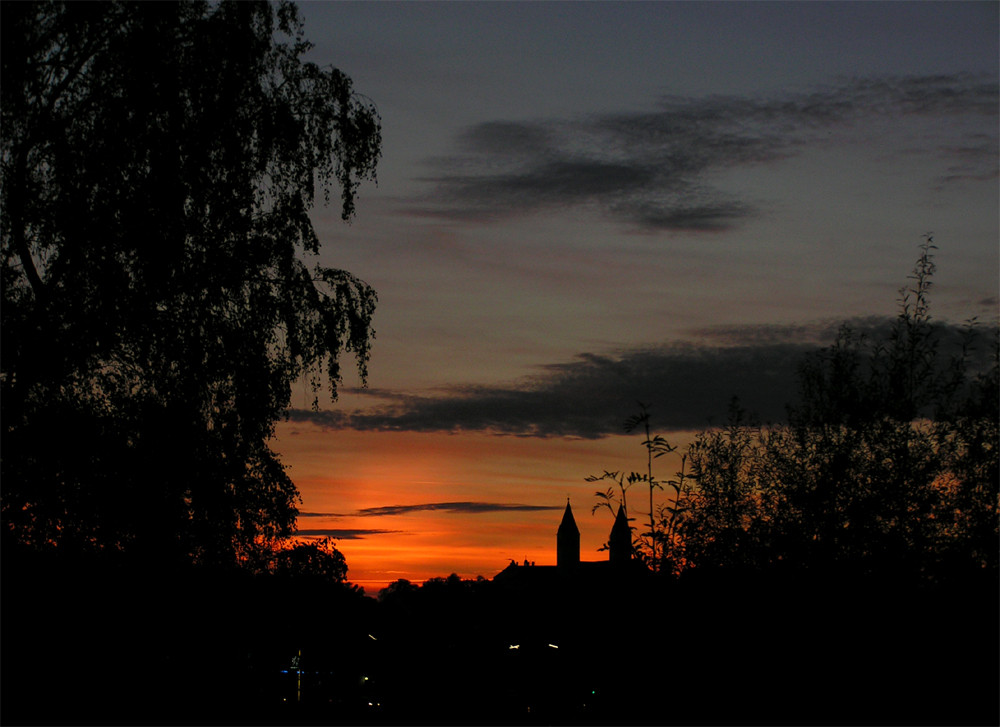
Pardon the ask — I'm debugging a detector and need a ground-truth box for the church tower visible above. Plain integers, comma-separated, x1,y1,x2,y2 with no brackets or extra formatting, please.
608,504,632,565
557,499,580,569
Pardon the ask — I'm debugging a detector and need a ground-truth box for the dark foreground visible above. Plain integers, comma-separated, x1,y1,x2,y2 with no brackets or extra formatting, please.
3,552,997,726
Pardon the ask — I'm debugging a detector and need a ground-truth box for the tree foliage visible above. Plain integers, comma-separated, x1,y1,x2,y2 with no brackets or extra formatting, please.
266,537,348,583
597,242,998,582
1,1,381,565
679,241,998,579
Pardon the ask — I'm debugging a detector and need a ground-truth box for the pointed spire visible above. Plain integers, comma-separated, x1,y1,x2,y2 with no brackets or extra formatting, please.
558,498,579,536
609,504,632,565
557,498,580,569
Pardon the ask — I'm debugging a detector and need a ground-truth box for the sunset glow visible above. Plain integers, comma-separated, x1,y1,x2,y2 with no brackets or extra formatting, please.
261,1,1000,595
275,422,692,592
5,2,996,724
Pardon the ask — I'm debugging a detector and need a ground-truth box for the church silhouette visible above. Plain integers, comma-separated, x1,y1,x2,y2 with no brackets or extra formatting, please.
493,499,649,588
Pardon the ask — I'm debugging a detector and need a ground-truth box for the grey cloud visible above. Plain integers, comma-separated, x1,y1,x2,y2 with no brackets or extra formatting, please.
618,200,751,232
288,409,350,429
288,318,996,439
290,342,804,437
356,502,563,517
874,75,998,116
936,170,999,185
410,75,997,230
289,340,817,439
457,120,553,156
932,134,1000,187
425,159,659,214
686,317,893,347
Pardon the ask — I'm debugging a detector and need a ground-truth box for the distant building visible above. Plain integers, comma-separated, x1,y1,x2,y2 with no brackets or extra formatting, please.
608,503,631,566
493,499,648,588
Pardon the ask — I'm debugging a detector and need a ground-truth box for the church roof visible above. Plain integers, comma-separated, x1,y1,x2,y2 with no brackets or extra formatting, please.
610,504,629,541
493,499,650,590
557,499,579,537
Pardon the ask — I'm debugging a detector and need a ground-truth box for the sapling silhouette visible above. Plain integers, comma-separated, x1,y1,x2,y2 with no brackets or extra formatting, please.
624,403,675,565
657,452,689,574
588,404,684,571
588,470,633,547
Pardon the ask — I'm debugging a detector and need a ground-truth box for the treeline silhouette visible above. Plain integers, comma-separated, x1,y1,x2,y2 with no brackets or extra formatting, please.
672,243,997,583
5,555,995,725
2,540,376,726
577,241,998,725
594,241,996,586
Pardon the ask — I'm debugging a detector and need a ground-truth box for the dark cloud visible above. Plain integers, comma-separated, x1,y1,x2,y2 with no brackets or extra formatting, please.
356,502,563,517
457,120,553,156
289,341,806,437
288,408,350,429
617,200,752,232
686,317,893,347
294,529,402,540
409,75,997,230
932,133,1000,187
288,321,831,437
288,318,996,439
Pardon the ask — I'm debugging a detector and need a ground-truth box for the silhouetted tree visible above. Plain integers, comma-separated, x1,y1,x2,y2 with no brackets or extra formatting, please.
676,241,999,579
268,537,348,583
681,400,776,572
624,403,676,566
377,578,420,604
1,1,381,565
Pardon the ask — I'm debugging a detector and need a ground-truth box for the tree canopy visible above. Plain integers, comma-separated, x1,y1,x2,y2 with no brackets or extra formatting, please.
1,0,381,565
676,243,998,580
595,242,998,582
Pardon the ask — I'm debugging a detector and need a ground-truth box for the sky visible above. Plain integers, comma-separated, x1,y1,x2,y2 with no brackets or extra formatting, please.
272,1,999,594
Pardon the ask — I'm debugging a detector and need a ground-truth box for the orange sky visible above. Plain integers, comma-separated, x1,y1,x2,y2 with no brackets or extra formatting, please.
273,421,691,594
